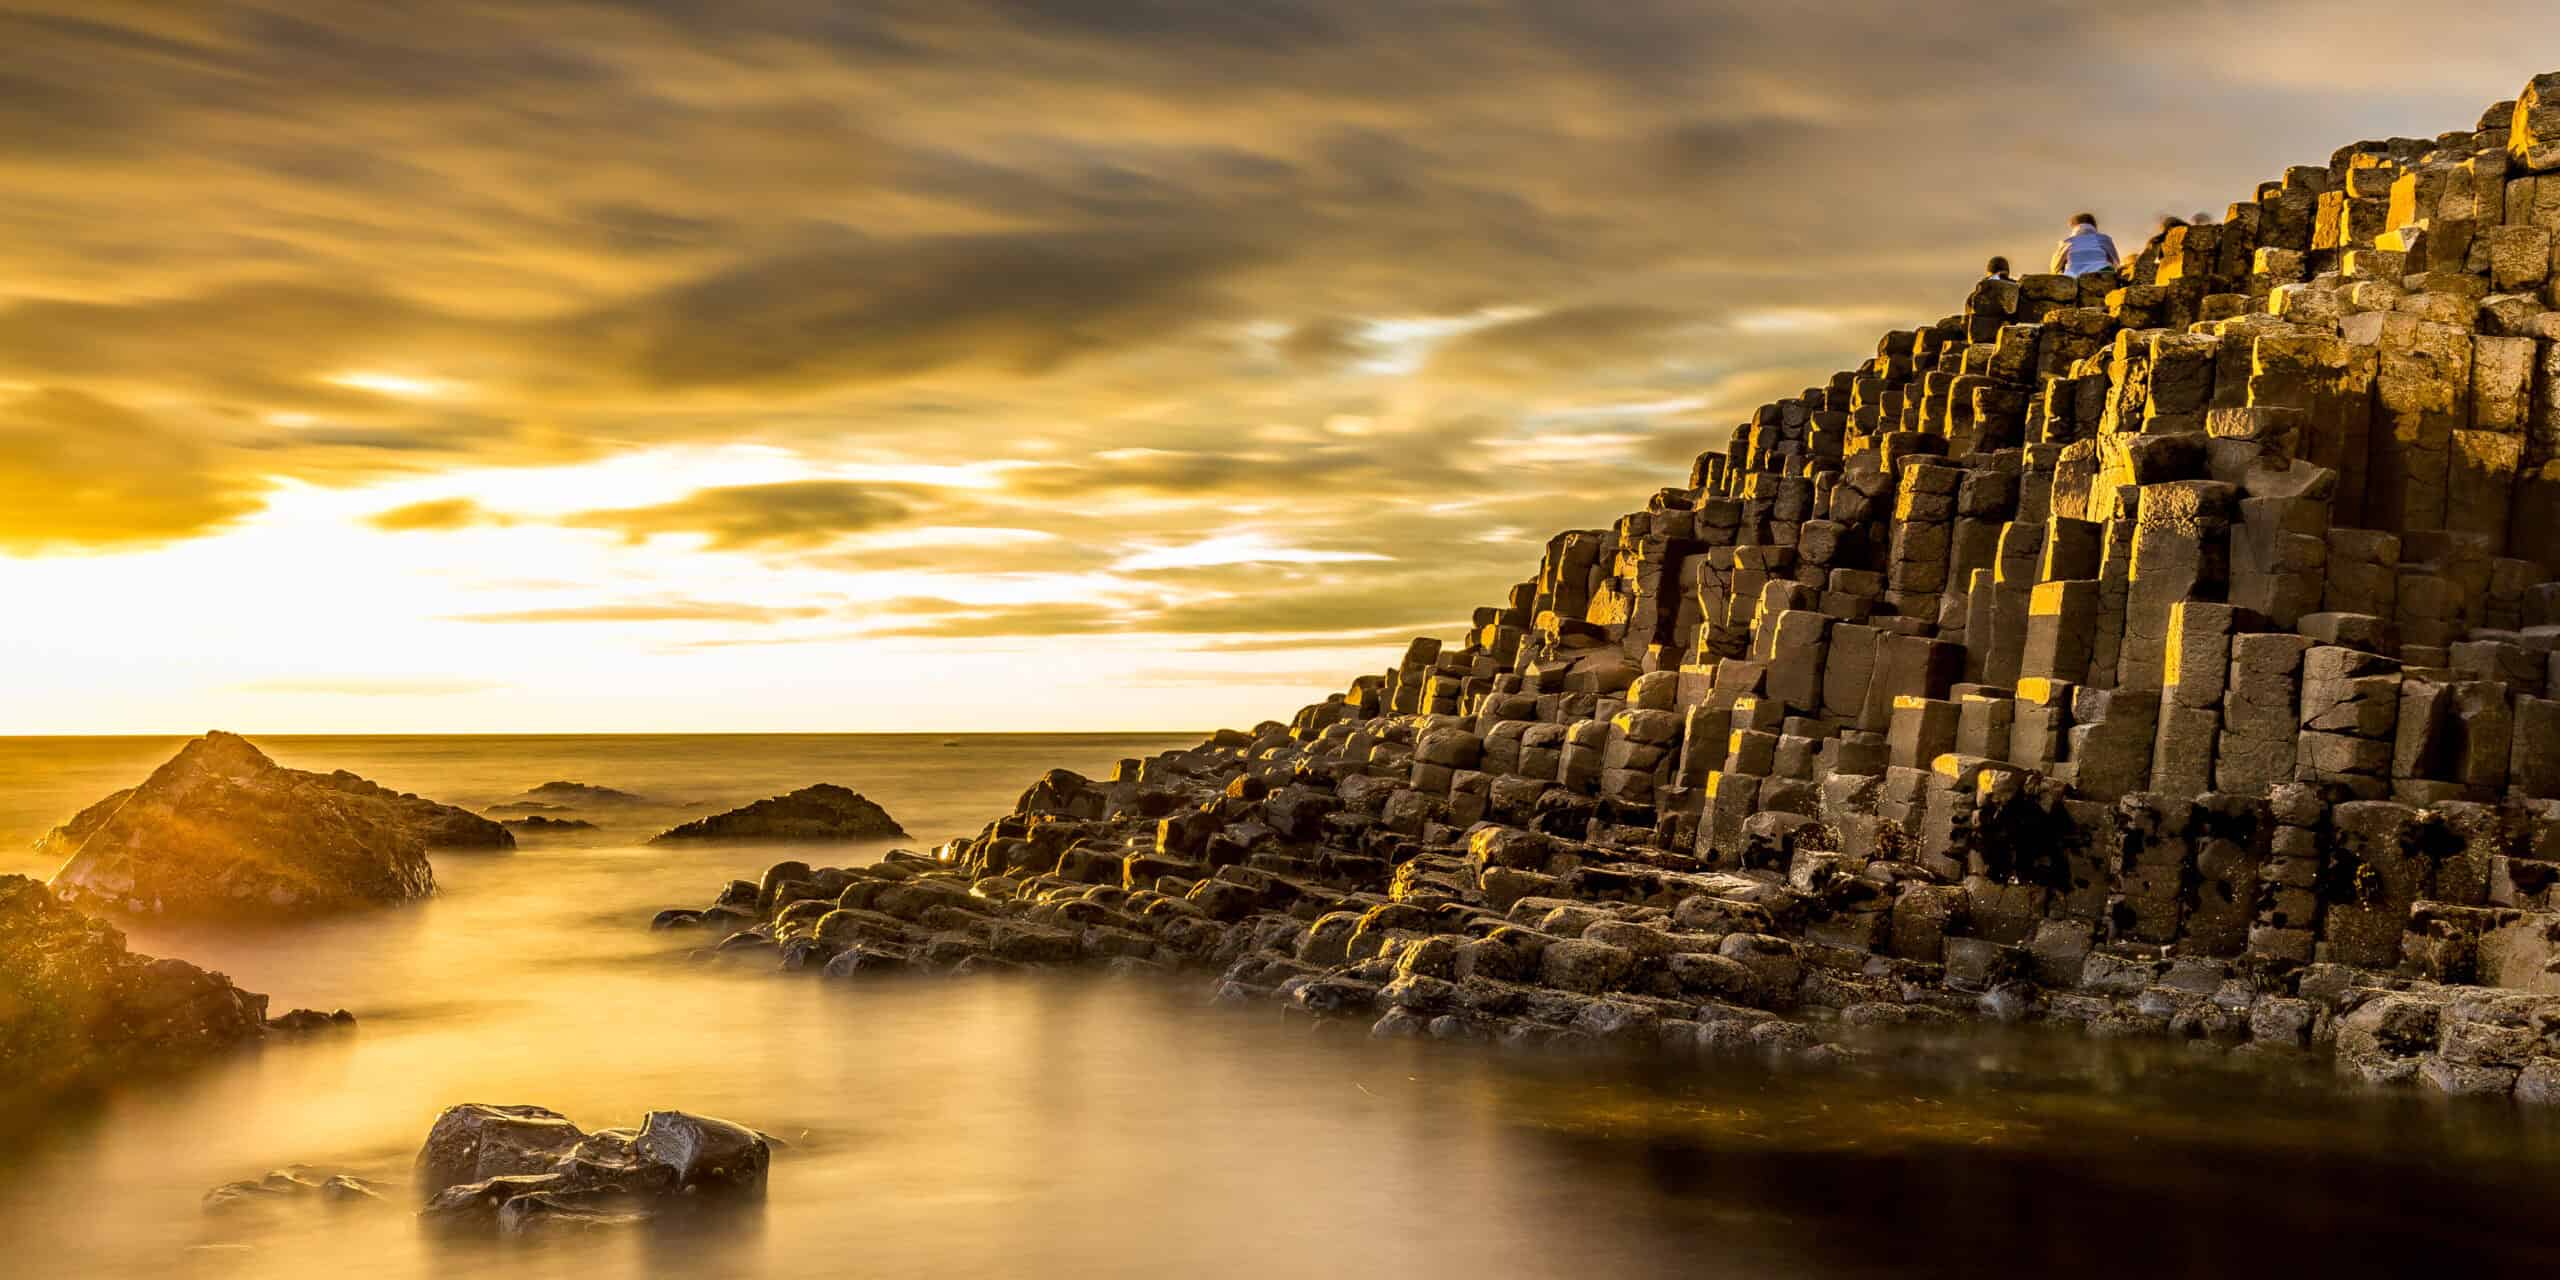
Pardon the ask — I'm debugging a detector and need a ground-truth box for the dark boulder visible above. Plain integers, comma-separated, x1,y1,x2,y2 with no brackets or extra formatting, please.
413,1104,770,1237
0,875,272,1108
650,784,906,844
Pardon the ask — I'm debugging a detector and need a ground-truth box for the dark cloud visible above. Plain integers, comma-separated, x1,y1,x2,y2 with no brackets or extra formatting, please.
1276,316,1375,367
0,388,266,552
572,228,1258,394
561,480,920,549
1424,304,1692,386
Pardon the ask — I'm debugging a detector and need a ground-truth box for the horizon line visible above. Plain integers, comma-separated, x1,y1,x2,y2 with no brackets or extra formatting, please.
0,728,1218,740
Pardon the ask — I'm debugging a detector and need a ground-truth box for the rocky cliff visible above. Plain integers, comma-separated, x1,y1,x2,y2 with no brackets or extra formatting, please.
43,731,508,921
670,73,2560,1101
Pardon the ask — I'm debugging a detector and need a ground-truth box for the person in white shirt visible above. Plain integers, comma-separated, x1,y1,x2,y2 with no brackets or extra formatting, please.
2050,213,2121,277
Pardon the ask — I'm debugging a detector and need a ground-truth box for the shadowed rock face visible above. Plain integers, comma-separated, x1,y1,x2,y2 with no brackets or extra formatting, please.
650,784,907,844
0,874,270,1106
39,731,509,921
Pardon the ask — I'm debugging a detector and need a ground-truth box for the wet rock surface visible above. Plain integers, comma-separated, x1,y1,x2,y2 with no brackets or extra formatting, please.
41,731,510,920
651,784,907,844
413,1104,769,1237
203,1167,385,1214
0,875,341,1109
660,70,2560,1105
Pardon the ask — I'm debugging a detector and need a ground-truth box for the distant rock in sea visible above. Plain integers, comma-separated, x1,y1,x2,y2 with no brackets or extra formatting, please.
650,784,907,844
504,815,598,833
0,874,344,1109
39,731,511,920
521,781,651,806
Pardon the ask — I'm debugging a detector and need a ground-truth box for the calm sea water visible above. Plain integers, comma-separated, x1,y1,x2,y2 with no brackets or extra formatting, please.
2,734,2557,1279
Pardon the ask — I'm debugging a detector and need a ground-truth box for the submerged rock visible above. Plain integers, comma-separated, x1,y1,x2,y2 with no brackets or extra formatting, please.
412,1103,769,1237
0,875,281,1106
39,731,509,920
650,784,907,844
203,1168,384,1214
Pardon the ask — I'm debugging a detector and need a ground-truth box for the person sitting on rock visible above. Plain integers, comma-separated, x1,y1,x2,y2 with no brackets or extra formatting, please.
2050,213,2120,277
1983,256,2014,282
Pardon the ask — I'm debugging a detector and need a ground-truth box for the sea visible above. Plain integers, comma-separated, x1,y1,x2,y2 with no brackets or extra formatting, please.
2,733,2557,1278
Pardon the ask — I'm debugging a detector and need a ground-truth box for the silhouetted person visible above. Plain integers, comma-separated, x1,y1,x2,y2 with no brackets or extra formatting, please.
1984,256,2014,281
2051,213,2120,277
2190,210,2216,226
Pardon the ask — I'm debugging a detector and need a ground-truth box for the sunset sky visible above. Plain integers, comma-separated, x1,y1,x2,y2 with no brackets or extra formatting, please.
2,1,2551,733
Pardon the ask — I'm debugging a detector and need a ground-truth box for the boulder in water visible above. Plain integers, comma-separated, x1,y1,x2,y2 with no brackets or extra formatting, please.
1,874,272,1108
414,1104,769,1236
416,1103,589,1199
38,731,509,920
650,784,907,843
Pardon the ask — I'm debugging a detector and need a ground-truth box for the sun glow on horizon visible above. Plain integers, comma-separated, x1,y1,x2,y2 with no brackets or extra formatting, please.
324,371,458,399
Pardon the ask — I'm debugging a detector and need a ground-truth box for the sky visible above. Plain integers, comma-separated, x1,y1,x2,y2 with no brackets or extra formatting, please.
1,1,2553,733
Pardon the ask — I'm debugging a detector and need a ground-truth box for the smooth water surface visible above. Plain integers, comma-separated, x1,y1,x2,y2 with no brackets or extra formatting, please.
3,735,2557,1279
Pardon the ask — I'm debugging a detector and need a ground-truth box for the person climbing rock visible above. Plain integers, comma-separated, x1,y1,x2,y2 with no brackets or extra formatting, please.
1983,256,2014,281
2049,212,2120,276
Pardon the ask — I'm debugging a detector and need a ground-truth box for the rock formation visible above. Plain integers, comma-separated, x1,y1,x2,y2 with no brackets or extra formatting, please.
41,731,510,920
413,1103,769,1236
504,815,599,833
0,875,340,1110
661,74,2560,1102
504,781,651,809
651,784,907,843
203,1168,385,1213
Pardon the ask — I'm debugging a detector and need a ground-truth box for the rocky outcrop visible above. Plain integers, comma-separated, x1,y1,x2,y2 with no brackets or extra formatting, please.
0,875,339,1110
492,782,652,813
504,816,598,833
657,72,2560,1105
40,731,509,921
650,784,907,844
317,770,512,848
414,1104,769,1236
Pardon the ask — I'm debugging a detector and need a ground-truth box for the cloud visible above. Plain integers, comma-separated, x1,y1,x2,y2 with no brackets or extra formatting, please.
1114,532,1389,571
570,228,1258,395
366,497,508,532
450,600,834,624
561,480,920,549
1422,304,1692,386
3,0,2554,730
0,388,267,552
